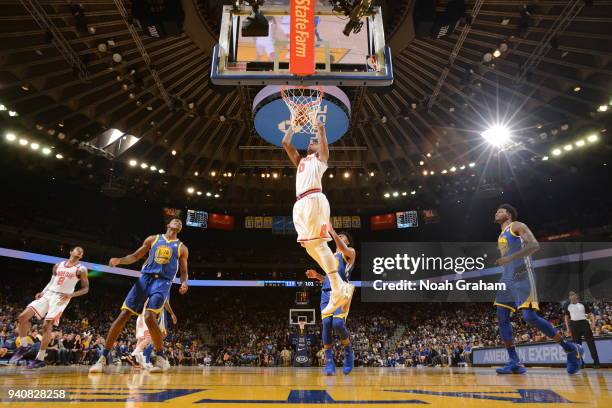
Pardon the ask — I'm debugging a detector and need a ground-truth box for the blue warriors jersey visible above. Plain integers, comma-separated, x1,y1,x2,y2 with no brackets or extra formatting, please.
497,222,533,282
322,252,353,291
141,234,183,281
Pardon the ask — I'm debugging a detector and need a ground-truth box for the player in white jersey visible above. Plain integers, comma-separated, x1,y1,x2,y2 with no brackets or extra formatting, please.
10,246,89,368
282,120,354,315
132,299,176,369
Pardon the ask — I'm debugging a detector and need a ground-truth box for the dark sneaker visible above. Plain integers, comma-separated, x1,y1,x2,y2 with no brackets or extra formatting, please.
26,359,46,369
9,346,30,364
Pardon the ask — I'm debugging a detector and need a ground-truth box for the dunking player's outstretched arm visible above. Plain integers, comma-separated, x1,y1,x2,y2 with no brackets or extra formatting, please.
282,127,301,167
329,225,356,265
178,245,189,295
108,235,156,267
305,269,325,283
496,222,540,265
316,120,329,163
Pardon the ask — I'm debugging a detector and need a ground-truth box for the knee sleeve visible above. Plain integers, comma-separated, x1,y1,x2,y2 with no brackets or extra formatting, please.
304,241,337,275
497,306,513,342
332,318,349,340
322,317,333,345
521,308,557,338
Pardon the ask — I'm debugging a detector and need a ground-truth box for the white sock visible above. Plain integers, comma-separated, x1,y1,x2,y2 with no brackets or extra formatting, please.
36,349,46,361
327,272,342,292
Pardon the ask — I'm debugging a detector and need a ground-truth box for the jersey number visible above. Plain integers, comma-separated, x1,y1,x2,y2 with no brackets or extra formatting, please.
298,162,305,173
57,277,65,286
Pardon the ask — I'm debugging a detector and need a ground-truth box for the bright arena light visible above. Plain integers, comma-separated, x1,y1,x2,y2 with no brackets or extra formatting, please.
587,134,599,143
563,144,573,151
187,187,195,194
129,159,137,167
575,140,585,147
42,147,51,155
18,138,28,146
392,191,399,197
384,193,390,198
140,162,148,169
55,153,64,159
343,171,350,178
5,132,16,142
481,125,511,147
30,142,40,150
552,148,562,156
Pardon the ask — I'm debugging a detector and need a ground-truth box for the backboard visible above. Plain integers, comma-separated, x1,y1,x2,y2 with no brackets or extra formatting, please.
211,3,392,86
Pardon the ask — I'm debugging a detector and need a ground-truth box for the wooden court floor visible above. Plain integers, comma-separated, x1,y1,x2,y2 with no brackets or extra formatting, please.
0,366,610,407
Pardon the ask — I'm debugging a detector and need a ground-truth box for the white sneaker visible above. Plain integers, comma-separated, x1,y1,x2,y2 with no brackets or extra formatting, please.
149,355,170,373
133,351,145,367
89,355,107,373
321,282,350,315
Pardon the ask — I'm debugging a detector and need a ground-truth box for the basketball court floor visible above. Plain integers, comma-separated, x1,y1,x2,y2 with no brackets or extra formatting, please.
0,366,610,406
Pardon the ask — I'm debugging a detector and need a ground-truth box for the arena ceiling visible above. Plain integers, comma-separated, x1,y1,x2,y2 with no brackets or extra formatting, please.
0,0,611,212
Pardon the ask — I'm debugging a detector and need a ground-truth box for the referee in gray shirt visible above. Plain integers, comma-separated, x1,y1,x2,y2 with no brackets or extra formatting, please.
563,291,600,368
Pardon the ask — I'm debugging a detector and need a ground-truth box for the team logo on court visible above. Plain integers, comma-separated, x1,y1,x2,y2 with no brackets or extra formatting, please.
155,245,172,264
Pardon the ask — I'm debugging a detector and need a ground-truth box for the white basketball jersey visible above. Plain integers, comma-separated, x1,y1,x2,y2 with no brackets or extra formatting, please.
48,261,83,294
296,153,327,196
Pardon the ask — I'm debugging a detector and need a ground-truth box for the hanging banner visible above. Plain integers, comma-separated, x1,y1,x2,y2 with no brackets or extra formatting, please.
290,0,316,75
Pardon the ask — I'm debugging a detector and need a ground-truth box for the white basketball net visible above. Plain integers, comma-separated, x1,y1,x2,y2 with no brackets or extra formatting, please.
298,321,306,333
281,86,324,134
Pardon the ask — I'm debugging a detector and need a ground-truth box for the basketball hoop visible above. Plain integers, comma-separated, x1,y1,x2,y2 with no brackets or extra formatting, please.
281,86,324,134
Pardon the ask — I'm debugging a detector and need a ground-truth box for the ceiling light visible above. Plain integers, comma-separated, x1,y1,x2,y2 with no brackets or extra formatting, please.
460,165,466,170
19,138,28,146
206,192,212,197
329,173,334,178
493,49,501,58
196,191,202,196
402,192,407,196
30,142,40,150
227,172,232,177
210,171,216,176
369,171,375,177
441,169,448,174
481,125,511,147
411,190,416,195
8,110,18,117
598,105,608,112
552,148,562,156
587,134,599,143
140,162,148,169
171,150,177,156
392,192,399,197
55,153,63,159
419,161,424,166
430,170,435,175
422,170,428,176
542,156,549,161
575,140,585,147
272,172,278,179
469,162,476,167
128,159,137,167
384,193,390,198
187,187,195,194
5,132,16,142
343,171,350,178
214,193,220,198
426,153,432,158
150,165,157,171
450,166,457,172
0,104,6,111
573,86,581,92
158,168,165,174
563,144,573,151
194,171,199,176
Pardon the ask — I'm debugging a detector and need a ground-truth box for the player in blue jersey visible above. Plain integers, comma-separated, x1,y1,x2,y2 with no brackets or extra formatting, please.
89,217,189,374
306,226,355,376
493,204,582,375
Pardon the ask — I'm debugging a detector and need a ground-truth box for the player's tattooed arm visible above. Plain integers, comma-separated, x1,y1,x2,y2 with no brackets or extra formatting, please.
496,222,540,265
316,120,329,164
328,226,356,265
282,127,301,167
61,267,89,302
305,269,325,282
37,263,59,299
108,235,156,267
178,244,189,294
